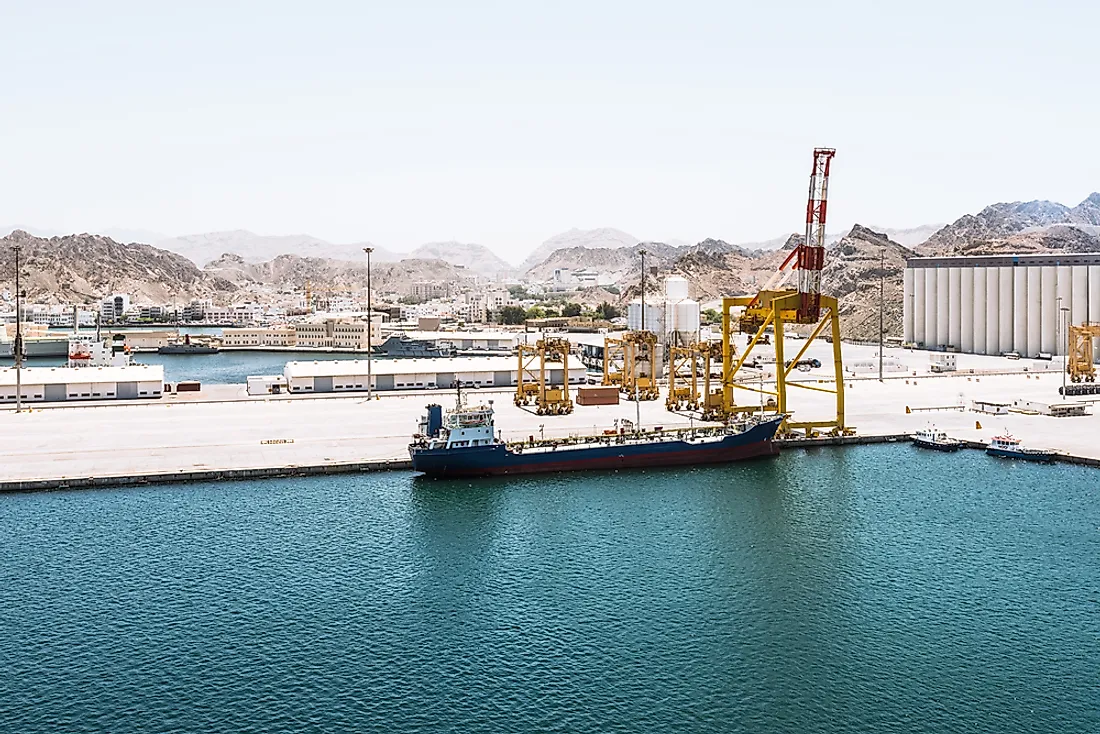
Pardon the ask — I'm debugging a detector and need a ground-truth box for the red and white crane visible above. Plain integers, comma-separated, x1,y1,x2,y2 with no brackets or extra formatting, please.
757,147,837,323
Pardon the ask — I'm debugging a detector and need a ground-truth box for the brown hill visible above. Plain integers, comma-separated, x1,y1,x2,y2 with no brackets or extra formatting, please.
0,230,237,305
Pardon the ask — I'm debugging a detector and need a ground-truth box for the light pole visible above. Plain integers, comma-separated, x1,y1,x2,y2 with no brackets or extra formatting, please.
1060,305,1070,394
879,247,885,382
13,244,24,413
363,247,373,400
639,248,647,332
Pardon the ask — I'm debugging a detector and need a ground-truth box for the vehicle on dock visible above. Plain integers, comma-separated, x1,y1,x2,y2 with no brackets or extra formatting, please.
986,434,1054,463
911,426,961,452
408,391,784,478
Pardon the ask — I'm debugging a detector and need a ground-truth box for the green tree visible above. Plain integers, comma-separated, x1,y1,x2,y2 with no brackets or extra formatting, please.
595,301,621,320
499,305,527,325
525,306,546,319
702,308,721,324
561,302,582,317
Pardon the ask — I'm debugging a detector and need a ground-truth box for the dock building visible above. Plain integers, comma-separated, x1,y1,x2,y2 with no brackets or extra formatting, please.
282,356,586,394
904,253,1100,355
0,364,165,403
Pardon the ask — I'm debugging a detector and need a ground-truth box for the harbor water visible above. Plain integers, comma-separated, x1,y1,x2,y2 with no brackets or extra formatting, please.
1,446,1097,733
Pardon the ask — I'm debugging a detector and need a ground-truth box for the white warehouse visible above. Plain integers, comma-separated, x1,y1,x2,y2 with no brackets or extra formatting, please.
904,253,1100,355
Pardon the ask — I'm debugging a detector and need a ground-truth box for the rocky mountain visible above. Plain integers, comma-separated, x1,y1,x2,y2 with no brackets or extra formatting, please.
525,241,681,282
0,230,237,305
408,241,514,278
521,228,640,270
205,253,472,298
921,194,1100,254
820,225,913,340
157,230,401,267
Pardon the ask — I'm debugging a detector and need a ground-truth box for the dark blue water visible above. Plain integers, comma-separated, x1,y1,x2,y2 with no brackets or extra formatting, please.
1,446,1097,733
9,351,369,385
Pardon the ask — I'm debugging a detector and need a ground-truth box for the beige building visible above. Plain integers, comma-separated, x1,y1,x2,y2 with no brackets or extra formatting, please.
294,319,382,350
222,327,298,348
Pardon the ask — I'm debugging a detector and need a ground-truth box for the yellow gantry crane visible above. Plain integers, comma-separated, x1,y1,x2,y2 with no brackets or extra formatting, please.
515,337,574,415
719,290,845,436
621,330,660,401
666,340,724,416
1067,324,1100,383
602,335,626,388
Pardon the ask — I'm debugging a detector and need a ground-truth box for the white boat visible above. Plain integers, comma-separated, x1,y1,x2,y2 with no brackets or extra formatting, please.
986,434,1054,463
911,426,962,452
68,334,133,368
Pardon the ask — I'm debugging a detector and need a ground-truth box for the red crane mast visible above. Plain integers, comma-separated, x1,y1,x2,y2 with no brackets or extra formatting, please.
797,147,835,322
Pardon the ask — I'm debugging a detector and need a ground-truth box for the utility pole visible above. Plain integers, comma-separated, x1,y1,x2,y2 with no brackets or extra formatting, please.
13,244,24,413
879,247,885,382
639,248,647,332
1060,305,1070,394
364,247,374,400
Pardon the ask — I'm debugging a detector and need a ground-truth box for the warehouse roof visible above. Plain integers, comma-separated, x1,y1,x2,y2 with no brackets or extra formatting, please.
400,330,520,342
284,356,581,378
907,253,1100,268
0,365,165,386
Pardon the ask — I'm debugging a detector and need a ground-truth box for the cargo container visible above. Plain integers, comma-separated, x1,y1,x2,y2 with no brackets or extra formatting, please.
576,385,619,406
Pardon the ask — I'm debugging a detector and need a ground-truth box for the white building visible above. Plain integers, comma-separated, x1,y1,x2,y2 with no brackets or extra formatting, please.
904,253,1100,356
283,356,585,393
100,294,130,322
0,364,164,403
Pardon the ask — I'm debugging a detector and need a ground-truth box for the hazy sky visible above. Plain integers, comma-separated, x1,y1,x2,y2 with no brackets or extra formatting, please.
2,0,1097,257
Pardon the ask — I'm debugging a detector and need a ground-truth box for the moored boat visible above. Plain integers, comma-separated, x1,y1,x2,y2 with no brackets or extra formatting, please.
911,426,961,452
408,393,783,478
986,433,1054,463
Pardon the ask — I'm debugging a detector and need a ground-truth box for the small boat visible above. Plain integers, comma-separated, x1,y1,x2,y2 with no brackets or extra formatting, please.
986,433,1054,463
911,426,961,452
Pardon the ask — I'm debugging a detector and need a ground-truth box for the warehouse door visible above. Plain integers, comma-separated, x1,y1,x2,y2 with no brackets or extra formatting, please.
44,384,66,402
375,374,394,391
314,376,333,393
493,371,511,387
117,382,138,399
436,372,455,389
550,369,564,384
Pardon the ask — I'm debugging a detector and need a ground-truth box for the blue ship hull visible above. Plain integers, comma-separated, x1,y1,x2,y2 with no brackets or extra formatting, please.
986,447,1054,463
410,417,783,478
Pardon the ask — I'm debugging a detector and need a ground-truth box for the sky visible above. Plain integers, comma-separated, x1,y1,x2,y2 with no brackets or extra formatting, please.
1,0,1098,259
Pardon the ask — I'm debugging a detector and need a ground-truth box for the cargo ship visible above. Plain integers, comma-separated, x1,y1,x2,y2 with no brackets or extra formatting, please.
157,334,220,355
408,393,783,478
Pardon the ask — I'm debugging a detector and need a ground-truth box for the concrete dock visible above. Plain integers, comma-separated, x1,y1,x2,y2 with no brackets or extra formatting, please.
1,342,1097,491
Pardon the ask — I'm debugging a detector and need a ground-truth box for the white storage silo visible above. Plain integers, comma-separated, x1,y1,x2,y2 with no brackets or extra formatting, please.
986,267,1000,355
664,276,690,303
1013,266,1028,356
924,267,938,347
1072,266,1088,329
960,267,974,353
913,268,927,346
948,267,962,349
1027,266,1042,356
903,268,915,344
998,268,1014,353
672,300,701,344
937,268,950,347
627,300,665,335
973,267,988,355
1057,265,1073,354
1040,266,1058,354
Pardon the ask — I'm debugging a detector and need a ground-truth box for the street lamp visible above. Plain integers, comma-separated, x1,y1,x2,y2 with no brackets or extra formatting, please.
878,247,885,382
12,244,24,413
363,247,373,400
1060,305,1070,394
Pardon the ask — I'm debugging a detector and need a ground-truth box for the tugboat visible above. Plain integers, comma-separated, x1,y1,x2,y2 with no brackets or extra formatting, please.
986,433,1054,463
158,333,220,355
408,390,784,478
911,426,962,452
374,334,456,358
